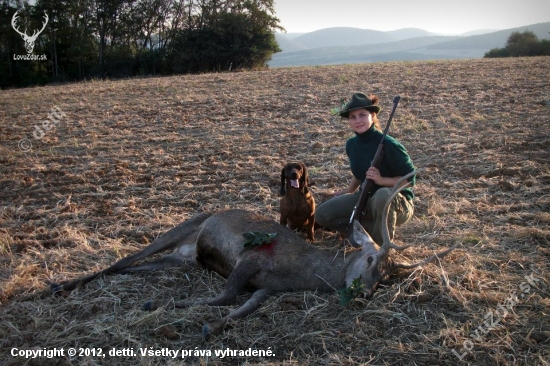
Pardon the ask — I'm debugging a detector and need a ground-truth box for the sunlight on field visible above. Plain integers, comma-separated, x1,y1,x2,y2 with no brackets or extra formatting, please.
1,57,549,365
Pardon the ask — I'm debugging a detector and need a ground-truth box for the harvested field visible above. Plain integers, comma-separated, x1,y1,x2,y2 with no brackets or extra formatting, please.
1,57,549,365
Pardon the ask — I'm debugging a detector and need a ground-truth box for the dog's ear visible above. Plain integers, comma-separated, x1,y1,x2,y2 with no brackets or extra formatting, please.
280,167,286,196
300,162,309,194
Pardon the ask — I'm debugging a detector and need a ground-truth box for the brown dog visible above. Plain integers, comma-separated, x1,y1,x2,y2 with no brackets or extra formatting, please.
279,162,316,241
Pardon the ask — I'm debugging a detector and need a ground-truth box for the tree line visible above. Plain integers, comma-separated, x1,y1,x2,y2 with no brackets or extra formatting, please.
1,0,283,88
485,30,550,58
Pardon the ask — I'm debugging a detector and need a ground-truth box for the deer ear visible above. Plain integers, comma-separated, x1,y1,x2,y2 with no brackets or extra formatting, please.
352,220,377,249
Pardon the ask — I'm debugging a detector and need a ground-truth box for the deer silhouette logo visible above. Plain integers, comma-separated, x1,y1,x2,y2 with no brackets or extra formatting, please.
11,10,48,54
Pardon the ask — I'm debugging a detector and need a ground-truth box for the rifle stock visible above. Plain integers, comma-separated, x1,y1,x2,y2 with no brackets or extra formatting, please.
345,95,401,246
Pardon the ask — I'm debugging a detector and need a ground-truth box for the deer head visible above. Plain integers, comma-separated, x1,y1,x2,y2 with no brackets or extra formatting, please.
11,10,49,54
348,169,458,298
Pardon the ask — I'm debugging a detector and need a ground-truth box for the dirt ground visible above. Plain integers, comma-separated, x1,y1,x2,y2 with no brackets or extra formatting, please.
1,57,549,365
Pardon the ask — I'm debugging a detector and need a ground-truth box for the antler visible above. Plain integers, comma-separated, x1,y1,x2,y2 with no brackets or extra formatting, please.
379,169,424,253
393,243,459,269
11,10,48,39
32,12,49,38
11,10,27,38
378,167,459,270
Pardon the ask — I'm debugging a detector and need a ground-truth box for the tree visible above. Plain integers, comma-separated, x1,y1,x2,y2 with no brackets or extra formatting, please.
485,30,550,58
0,0,284,87
505,31,539,56
167,0,282,73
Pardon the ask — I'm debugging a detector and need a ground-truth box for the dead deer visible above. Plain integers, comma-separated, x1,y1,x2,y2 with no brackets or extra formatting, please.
50,169,457,337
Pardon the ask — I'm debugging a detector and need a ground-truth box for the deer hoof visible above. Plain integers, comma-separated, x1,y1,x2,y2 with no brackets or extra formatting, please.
50,283,63,295
202,320,224,339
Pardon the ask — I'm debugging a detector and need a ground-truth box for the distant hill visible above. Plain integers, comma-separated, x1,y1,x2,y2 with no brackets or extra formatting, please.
387,28,436,41
274,34,308,53
270,36,462,67
270,22,550,67
283,32,306,40
459,29,500,36
275,27,439,52
290,27,395,48
427,22,550,50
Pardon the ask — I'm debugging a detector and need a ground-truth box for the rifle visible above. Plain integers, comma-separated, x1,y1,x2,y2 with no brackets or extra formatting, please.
345,95,401,247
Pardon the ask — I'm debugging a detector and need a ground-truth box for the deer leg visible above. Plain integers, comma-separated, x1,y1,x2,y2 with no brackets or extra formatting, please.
117,251,195,274
117,243,197,273
146,259,261,309
51,249,166,294
50,213,211,294
142,258,264,336
203,288,271,338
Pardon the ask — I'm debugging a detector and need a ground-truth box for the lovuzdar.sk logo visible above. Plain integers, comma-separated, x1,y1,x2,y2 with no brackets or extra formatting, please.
11,9,48,60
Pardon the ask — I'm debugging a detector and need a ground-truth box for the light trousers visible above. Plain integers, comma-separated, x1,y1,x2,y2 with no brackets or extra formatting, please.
315,188,414,245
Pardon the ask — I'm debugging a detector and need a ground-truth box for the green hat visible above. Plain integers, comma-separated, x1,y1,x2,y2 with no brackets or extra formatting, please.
339,93,381,118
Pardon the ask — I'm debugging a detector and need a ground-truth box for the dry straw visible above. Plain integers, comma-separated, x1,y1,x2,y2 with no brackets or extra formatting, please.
1,57,549,365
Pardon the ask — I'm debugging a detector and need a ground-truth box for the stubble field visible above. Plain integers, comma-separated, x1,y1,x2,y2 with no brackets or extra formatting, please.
1,57,549,365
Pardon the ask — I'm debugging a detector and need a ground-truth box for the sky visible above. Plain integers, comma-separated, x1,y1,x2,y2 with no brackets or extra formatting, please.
273,0,550,35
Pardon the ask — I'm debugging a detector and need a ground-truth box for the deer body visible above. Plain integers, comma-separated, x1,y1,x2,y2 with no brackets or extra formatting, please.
51,170,456,337
196,210,361,293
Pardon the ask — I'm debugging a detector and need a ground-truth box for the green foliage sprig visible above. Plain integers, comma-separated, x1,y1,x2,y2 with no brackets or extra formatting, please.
330,98,348,117
243,232,277,248
338,277,366,306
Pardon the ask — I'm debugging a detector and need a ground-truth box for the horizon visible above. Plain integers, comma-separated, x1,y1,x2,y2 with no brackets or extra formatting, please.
274,0,550,35
274,26,506,37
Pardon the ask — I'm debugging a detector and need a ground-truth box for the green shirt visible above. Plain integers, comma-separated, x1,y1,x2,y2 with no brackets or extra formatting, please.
345,125,416,200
